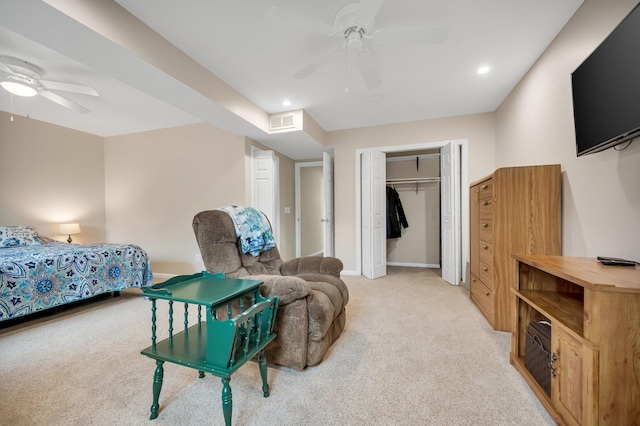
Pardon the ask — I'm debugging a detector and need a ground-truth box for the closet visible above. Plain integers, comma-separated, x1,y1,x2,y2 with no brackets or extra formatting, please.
385,152,441,269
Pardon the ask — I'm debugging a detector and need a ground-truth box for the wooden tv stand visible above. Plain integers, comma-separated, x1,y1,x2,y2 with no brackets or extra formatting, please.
510,255,640,425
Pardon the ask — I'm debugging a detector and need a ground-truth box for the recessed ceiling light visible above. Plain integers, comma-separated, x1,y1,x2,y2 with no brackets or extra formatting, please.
282,99,292,106
477,66,491,75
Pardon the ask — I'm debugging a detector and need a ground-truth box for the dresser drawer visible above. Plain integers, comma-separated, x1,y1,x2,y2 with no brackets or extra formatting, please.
470,274,494,322
479,260,493,289
479,220,493,243
479,241,493,265
478,198,493,220
476,179,493,199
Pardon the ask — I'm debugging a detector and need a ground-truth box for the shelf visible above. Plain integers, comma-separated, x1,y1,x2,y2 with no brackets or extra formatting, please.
141,323,214,371
514,289,584,338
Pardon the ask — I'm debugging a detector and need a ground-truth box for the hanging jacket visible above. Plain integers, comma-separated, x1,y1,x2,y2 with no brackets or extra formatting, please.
387,186,409,238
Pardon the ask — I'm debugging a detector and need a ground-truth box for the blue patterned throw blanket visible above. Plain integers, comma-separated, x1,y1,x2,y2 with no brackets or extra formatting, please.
219,206,276,257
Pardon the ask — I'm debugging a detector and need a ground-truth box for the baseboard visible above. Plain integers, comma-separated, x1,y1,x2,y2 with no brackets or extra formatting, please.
154,271,363,281
152,272,177,283
386,262,441,268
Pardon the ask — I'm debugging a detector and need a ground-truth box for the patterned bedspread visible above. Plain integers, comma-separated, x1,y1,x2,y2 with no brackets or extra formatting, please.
0,242,153,321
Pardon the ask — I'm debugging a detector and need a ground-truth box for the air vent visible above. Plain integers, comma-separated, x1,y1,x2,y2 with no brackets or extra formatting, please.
270,113,296,131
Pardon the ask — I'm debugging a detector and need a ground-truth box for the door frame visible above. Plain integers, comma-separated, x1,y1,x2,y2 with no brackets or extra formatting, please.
355,139,469,283
322,152,335,257
295,160,322,257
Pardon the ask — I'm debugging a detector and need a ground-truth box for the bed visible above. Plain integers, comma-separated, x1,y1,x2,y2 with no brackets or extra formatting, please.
0,225,153,322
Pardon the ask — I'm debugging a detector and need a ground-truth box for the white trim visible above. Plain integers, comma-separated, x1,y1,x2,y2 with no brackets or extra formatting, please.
355,139,469,277
340,269,360,276
387,262,441,268
460,139,469,285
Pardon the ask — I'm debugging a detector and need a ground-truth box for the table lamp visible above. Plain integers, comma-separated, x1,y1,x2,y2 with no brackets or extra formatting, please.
60,223,81,243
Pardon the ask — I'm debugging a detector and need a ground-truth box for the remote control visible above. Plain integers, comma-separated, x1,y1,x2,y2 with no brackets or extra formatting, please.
597,256,638,266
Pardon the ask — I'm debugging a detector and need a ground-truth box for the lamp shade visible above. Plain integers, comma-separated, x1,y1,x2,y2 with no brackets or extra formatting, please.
59,223,81,235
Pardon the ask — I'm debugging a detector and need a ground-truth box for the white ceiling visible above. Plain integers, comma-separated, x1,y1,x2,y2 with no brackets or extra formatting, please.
0,0,583,160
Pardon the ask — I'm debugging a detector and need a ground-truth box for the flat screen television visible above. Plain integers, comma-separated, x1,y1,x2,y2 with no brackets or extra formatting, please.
571,3,640,156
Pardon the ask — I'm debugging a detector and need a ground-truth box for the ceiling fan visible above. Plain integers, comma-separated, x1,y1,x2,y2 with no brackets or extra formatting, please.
0,55,98,114
269,0,448,90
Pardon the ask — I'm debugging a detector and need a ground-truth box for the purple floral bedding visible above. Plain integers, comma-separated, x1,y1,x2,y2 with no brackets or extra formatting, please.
0,241,153,321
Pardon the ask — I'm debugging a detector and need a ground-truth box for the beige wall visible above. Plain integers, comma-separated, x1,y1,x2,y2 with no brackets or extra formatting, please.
104,123,247,274
496,0,640,259
0,111,105,243
277,149,296,261
329,112,496,272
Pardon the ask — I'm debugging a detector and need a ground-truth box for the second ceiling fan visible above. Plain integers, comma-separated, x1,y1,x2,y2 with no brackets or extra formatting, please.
269,0,449,90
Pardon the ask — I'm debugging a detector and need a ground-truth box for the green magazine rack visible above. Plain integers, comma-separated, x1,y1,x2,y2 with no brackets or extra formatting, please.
140,271,278,425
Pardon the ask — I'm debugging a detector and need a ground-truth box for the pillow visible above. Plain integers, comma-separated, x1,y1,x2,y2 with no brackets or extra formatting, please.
0,226,43,248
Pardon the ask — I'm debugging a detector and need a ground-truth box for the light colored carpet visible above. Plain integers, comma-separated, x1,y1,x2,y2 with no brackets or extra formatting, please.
0,267,553,425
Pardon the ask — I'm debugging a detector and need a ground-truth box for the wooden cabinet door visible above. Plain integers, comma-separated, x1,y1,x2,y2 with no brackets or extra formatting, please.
552,325,598,426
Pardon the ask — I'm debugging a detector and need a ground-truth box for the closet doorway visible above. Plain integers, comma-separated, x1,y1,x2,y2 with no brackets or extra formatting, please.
386,152,441,268
358,140,468,286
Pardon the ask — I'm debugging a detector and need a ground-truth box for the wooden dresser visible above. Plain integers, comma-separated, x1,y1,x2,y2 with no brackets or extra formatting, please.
469,164,561,331
511,255,640,425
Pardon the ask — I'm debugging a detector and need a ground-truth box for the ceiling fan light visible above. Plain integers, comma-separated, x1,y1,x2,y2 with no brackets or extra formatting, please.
1,80,38,97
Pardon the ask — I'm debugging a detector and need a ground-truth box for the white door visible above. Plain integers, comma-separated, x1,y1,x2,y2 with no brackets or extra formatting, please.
322,152,335,257
252,147,279,244
362,150,386,279
440,141,461,285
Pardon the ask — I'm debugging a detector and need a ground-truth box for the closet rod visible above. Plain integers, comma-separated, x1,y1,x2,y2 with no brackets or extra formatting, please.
386,177,441,184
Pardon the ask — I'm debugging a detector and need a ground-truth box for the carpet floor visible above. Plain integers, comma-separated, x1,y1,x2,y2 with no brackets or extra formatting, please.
0,266,553,425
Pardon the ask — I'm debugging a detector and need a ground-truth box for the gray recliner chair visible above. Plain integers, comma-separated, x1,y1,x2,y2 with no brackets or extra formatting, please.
192,209,349,370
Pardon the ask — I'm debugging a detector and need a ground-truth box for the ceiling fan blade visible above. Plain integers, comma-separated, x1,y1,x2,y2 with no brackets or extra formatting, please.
268,6,336,37
38,80,99,96
356,0,385,25
294,47,342,79
38,90,90,114
356,49,381,89
373,26,449,45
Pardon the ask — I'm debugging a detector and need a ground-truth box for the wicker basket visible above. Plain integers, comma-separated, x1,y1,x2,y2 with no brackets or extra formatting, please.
524,321,551,396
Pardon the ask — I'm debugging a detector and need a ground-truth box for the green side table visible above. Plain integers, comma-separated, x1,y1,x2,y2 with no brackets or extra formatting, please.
140,271,278,426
